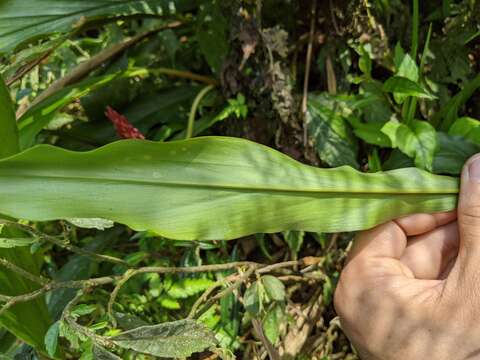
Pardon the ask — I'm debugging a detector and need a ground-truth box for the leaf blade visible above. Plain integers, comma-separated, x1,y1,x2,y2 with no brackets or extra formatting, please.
0,137,458,239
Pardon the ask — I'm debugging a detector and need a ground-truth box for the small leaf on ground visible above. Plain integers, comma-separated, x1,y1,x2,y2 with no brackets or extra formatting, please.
112,319,217,358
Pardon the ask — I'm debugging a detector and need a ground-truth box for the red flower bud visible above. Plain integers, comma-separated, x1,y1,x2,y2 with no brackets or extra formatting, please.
105,106,145,140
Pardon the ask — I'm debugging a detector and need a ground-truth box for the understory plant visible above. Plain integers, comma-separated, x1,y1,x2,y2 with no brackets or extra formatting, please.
0,0,479,359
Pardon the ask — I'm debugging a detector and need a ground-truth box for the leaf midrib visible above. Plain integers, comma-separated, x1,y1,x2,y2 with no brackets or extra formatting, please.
0,173,459,195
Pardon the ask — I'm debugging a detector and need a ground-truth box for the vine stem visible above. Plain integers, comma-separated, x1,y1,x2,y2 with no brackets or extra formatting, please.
186,84,216,139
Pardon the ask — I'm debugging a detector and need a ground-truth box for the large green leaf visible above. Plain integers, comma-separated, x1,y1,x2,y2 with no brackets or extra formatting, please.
307,94,359,168
0,0,198,54
383,76,436,102
0,75,52,353
381,120,437,171
0,137,458,239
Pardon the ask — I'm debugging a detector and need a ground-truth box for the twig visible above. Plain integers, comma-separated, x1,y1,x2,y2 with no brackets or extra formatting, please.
6,48,56,87
0,257,319,316
192,267,257,319
19,21,183,117
149,68,219,86
0,258,48,286
329,0,341,35
301,0,318,146
252,318,280,360
186,84,216,139
0,220,129,267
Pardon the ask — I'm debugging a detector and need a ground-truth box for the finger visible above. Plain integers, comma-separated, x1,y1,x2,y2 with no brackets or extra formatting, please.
451,154,480,280
400,222,459,280
394,212,457,237
348,221,406,263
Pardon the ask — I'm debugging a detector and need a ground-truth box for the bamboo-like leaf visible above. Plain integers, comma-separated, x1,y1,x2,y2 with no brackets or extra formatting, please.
0,137,459,239
0,0,198,54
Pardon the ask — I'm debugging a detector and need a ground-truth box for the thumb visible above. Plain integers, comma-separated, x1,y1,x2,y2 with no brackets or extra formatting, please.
456,155,480,270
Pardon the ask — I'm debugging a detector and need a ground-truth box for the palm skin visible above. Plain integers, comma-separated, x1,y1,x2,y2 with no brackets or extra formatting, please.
334,155,480,360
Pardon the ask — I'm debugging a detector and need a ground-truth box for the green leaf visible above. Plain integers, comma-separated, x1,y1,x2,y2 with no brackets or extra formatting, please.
44,321,60,358
111,319,217,358
381,120,437,170
66,218,114,230
307,94,359,168
394,54,419,103
0,0,198,54
435,74,480,130
263,304,285,345
93,345,122,360
0,237,36,248
0,75,19,157
448,117,480,144
383,76,436,102
262,276,285,302
197,0,229,74
283,230,304,258
244,281,263,316
433,133,480,175
71,304,97,318
0,137,459,238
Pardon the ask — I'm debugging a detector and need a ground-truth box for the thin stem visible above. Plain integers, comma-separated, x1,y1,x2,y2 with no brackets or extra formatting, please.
149,68,219,86
0,258,48,286
186,84,215,139
301,0,318,145
411,0,419,59
0,221,129,267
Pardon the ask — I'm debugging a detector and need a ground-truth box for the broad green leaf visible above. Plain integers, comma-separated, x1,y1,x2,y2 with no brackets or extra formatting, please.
0,75,18,157
0,0,198,54
0,137,459,238
307,94,359,168
197,0,229,74
383,76,436,102
448,117,480,144
44,321,60,358
262,276,285,302
111,319,217,358
382,120,437,171
433,133,480,175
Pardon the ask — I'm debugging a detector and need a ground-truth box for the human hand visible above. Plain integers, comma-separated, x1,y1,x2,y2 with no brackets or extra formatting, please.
334,155,480,360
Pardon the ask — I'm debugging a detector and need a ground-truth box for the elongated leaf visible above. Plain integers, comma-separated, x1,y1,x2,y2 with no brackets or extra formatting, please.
0,237,36,248
0,137,458,239
0,75,18,157
383,76,436,101
112,319,217,358
0,0,198,54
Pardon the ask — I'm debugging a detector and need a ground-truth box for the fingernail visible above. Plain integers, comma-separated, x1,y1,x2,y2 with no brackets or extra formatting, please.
469,156,480,181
